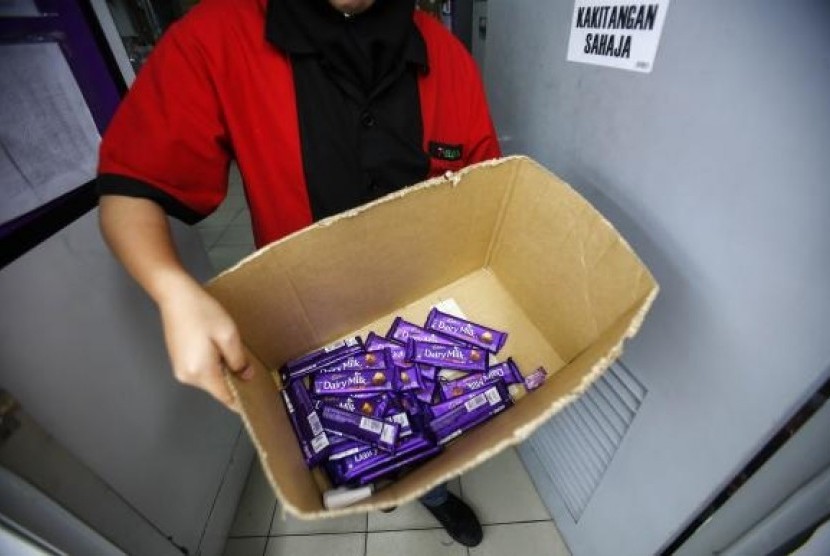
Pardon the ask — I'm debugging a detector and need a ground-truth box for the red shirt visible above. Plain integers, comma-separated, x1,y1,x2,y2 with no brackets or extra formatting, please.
98,0,500,247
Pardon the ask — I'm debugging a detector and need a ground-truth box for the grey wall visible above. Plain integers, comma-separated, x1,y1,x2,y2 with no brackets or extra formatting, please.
0,211,245,555
485,1,830,554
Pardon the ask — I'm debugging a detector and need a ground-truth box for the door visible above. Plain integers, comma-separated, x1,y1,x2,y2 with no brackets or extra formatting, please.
483,1,830,554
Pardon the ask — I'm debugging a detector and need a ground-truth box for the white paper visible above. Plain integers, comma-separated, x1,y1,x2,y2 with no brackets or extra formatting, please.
566,0,671,73
0,42,100,225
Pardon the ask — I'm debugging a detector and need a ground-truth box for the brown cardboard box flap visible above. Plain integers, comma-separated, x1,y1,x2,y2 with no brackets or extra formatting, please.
207,156,658,519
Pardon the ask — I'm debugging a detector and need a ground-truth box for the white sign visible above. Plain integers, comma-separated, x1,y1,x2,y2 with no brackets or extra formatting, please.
566,0,670,73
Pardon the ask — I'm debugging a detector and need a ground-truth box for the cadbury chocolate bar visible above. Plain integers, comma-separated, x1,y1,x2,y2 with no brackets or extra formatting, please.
429,381,512,444
327,437,371,461
417,364,437,381
524,367,548,390
320,405,400,452
395,366,424,392
425,308,508,353
315,349,392,375
415,377,437,404
385,410,413,438
406,340,488,372
354,444,443,486
315,394,390,418
398,392,424,416
280,337,363,382
281,387,330,466
439,374,500,401
428,383,502,419
312,368,396,396
486,358,524,385
440,359,523,399
365,332,414,368
386,317,464,346
335,434,434,482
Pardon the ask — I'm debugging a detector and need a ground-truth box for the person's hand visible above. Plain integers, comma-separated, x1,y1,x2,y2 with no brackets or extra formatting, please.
157,280,254,411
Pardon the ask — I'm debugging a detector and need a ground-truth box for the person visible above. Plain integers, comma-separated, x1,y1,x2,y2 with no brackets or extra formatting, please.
97,0,500,547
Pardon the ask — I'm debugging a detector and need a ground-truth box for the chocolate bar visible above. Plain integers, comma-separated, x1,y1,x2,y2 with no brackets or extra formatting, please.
415,377,437,404
428,383,501,419
440,359,522,400
334,434,435,483
417,364,437,381
395,366,424,393
439,374,500,401
315,349,392,375
524,367,548,390
354,444,443,486
315,394,390,418
327,437,370,461
312,368,396,396
279,337,363,382
425,308,507,353
320,404,400,452
398,392,425,416
385,410,413,438
387,317,464,346
365,332,414,368
406,340,488,372
429,381,512,444
281,386,330,466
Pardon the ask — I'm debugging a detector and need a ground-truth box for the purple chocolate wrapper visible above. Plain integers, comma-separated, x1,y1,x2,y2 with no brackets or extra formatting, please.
281,389,330,466
335,434,434,481
406,340,488,372
286,380,328,442
386,317,464,346
429,382,512,444
417,364,437,381
385,410,413,437
354,444,443,486
315,394,389,418
425,308,508,354
365,332,414,368
320,404,400,452
313,368,396,396
429,383,502,419
415,377,437,404
524,367,548,390
280,337,364,382
440,375,500,401
315,349,392,375
327,437,370,461
395,366,424,392
439,359,521,400
486,358,524,385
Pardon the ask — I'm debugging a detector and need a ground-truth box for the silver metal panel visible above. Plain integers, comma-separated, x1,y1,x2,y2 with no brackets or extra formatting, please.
526,362,646,520
487,0,830,553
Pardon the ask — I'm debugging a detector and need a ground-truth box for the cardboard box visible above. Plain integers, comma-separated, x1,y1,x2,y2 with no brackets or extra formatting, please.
206,156,658,519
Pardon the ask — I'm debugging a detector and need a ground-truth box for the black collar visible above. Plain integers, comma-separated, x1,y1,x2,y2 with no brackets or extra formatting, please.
264,0,429,73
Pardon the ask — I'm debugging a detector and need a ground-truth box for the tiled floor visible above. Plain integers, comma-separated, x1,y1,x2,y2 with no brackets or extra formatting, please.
201,169,570,556
221,448,570,556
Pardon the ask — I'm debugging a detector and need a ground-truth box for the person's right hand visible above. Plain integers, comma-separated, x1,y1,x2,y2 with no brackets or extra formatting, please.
157,280,254,411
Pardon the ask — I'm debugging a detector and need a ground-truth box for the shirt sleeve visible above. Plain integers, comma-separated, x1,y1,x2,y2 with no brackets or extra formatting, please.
97,17,230,224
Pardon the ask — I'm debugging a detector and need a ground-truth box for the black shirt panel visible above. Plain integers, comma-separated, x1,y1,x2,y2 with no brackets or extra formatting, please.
291,55,428,220
266,1,430,221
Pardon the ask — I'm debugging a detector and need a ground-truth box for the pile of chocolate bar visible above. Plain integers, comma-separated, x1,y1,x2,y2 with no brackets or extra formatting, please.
278,308,548,489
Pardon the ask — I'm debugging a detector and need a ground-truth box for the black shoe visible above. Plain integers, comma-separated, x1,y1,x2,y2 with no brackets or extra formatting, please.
380,506,397,513
422,492,483,547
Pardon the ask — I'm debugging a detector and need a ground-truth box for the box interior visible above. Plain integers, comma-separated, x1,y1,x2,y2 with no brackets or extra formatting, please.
206,157,657,518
